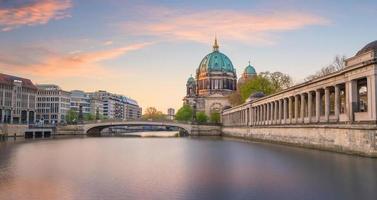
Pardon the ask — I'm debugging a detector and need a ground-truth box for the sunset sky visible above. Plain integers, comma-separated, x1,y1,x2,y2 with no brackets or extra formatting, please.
1,0,377,112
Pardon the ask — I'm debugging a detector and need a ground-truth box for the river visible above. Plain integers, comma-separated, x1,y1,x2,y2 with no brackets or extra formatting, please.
0,134,376,200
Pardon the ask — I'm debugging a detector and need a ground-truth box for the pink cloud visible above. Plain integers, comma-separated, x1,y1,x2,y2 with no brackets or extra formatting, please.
0,0,72,31
0,42,153,78
123,9,330,45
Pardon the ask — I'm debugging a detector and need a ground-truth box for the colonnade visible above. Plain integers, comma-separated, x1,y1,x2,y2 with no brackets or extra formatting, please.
222,74,375,126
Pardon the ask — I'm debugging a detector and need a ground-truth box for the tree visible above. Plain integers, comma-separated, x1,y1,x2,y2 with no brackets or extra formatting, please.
84,113,95,121
239,75,275,101
210,112,221,123
142,107,166,120
305,55,346,81
228,71,293,106
228,91,243,106
261,71,292,91
66,109,78,123
175,105,193,122
196,112,208,123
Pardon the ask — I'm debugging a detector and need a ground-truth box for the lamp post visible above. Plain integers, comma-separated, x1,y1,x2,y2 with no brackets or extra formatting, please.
192,99,197,123
78,105,83,124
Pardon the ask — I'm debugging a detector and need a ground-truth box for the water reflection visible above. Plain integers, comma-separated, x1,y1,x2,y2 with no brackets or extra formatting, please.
0,136,376,200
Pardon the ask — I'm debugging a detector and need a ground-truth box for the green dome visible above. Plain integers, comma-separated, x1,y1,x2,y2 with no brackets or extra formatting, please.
244,63,256,75
198,38,235,73
187,76,195,84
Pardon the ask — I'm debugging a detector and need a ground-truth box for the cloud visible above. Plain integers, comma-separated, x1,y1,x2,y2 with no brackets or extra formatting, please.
103,40,113,46
0,42,153,78
0,0,72,31
123,8,329,45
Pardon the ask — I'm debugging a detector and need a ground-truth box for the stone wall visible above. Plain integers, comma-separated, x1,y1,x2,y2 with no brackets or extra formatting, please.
190,124,222,136
222,125,377,157
0,124,29,136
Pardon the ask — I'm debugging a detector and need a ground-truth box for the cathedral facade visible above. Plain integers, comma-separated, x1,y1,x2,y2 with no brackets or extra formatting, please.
183,38,257,116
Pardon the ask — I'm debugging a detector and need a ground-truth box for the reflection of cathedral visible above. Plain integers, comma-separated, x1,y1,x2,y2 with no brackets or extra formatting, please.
183,38,257,116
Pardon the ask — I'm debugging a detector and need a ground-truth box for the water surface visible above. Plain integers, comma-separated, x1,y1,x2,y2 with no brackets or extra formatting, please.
0,136,376,200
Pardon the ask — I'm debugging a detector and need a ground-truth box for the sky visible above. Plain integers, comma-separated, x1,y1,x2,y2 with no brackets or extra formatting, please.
1,0,377,113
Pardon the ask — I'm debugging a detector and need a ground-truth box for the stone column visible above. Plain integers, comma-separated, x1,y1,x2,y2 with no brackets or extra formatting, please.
294,95,299,123
274,101,278,124
288,97,293,124
367,75,376,120
269,103,272,124
307,91,312,123
325,87,330,122
316,90,321,122
266,103,270,124
254,107,257,125
283,98,288,124
346,80,357,122
300,94,305,123
26,111,29,125
334,85,340,121
10,109,13,124
1,109,4,123
278,99,283,124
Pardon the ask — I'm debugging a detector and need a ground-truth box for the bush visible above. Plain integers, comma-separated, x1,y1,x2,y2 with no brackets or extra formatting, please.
210,112,221,123
196,112,208,123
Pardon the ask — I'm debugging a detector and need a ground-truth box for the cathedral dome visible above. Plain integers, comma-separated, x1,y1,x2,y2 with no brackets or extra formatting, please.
244,62,257,75
198,38,235,73
356,40,377,56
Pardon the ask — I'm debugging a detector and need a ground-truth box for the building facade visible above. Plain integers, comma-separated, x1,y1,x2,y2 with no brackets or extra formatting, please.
36,84,71,124
167,108,175,120
90,90,141,120
0,73,37,124
184,38,255,116
70,90,91,114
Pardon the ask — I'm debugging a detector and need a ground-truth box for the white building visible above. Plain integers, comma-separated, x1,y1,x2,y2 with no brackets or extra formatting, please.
167,108,175,120
70,90,91,114
0,73,37,124
90,90,141,120
36,84,71,124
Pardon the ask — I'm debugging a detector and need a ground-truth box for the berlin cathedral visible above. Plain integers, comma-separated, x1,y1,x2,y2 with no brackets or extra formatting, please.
184,38,257,116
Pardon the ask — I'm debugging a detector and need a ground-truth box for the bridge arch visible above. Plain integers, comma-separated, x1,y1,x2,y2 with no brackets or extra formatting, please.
84,121,192,136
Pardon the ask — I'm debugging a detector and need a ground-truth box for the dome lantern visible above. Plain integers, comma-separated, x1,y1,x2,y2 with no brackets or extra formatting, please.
213,37,219,52
198,38,235,73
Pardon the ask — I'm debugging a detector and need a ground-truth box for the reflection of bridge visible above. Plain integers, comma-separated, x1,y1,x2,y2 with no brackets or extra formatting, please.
57,120,221,136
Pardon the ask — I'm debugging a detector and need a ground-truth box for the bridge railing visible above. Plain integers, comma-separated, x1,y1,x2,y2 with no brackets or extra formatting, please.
63,118,220,126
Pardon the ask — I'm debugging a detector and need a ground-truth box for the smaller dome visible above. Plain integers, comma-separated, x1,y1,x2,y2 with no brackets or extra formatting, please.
247,92,265,102
356,40,377,56
244,63,257,75
187,76,196,85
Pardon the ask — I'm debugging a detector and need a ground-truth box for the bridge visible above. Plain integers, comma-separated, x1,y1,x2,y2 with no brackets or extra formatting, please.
221,41,377,157
56,120,221,136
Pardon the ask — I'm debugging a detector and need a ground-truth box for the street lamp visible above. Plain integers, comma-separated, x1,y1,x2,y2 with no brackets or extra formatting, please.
192,99,197,123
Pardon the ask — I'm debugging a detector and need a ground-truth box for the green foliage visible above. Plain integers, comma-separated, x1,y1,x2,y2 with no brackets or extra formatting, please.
142,107,166,120
196,112,208,123
239,75,276,101
210,112,221,123
228,71,293,106
84,113,95,121
66,109,78,123
175,105,193,122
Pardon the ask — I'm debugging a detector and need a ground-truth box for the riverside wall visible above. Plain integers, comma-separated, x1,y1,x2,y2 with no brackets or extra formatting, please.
222,125,377,157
